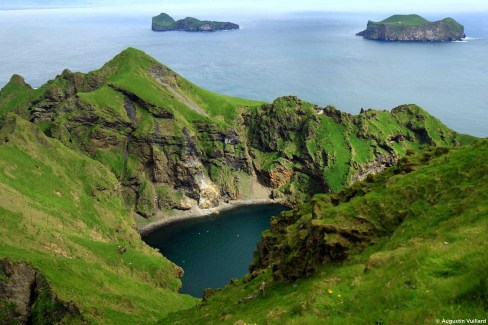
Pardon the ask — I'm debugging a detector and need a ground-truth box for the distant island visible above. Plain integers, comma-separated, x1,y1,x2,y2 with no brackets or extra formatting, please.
152,13,239,32
356,14,465,41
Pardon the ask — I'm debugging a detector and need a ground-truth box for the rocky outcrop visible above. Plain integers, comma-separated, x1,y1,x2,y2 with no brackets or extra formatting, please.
351,153,398,183
357,15,465,41
251,204,379,281
24,58,249,217
250,145,453,281
1,48,474,220
0,258,82,324
8,74,32,89
152,13,239,32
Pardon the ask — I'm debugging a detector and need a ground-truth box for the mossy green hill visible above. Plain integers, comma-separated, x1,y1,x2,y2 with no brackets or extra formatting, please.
376,14,429,26
152,13,175,27
0,47,483,323
0,114,197,324
0,48,475,222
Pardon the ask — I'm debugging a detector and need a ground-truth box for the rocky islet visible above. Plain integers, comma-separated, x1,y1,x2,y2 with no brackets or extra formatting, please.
357,14,466,41
152,13,239,32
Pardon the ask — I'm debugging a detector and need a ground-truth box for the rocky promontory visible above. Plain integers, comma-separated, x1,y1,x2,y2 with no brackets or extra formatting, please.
356,14,465,41
0,48,475,223
152,13,239,32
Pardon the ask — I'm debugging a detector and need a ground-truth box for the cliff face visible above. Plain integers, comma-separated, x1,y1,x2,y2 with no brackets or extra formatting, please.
0,48,475,221
152,13,239,32
0,259,82,324
357,15,466,41
0,113,198,323
163,139,488,325
0,47,484,324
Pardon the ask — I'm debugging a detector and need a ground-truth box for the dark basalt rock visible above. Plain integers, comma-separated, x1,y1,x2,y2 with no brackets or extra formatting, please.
0,258,83,324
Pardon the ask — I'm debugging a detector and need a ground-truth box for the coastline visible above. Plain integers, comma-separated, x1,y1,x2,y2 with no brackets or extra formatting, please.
137,197,286,237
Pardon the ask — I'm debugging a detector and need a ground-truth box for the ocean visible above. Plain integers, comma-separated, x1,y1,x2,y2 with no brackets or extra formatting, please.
143,204,288,297
0,8,487,137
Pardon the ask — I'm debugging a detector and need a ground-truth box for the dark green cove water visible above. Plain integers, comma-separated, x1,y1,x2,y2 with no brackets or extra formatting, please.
143,204,287,297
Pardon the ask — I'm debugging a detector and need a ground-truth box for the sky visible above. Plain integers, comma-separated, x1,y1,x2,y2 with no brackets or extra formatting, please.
1,0,487,14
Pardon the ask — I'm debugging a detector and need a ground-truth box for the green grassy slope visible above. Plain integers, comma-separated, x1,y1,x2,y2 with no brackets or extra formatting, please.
0,48,476,219
373,15,464,35
152,13,176,27
0,114,197,323
163,139,488,324
0,74,36,125
376,14,429,26
89,48,262,126
247,97,475,202
0,48,264,218
0,47,483,324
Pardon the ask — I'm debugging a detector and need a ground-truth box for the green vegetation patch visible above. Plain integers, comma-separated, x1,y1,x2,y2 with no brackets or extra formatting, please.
152,13,176,27
78,86,130,124
164,140,488,324
0,74,36,124
317,115,351,192
0,114,197,324
377,14,430,26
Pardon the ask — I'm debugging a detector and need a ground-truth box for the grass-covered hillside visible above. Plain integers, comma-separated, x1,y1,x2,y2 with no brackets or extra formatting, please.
0,48,267,221
375,14,429,26
0,74,35,124
164,139,488,324
0,48,475,224
246,96,474,202
152,13,176,28
0,47,483,324
0,114,197,324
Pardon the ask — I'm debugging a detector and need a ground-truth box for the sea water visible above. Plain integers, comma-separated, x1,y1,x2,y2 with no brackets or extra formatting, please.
143,204,287,297
0,9,487,137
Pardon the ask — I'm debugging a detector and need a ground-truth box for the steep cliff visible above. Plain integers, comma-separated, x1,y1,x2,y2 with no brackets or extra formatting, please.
0,48,475,223
246,97,474,202
0,258,82,324
0,114,198,323
152,13,239,32
0,47,484,324
163,139,488,324
357,14,466,41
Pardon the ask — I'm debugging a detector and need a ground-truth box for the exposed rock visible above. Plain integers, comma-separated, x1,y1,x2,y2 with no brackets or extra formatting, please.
351,153,398,183
178,197,195,210
195,173,220,209
202,288,220,301
8,48,473,220
9,74,32,89
0,258,82,324
266,164,294,188
152,145,173,184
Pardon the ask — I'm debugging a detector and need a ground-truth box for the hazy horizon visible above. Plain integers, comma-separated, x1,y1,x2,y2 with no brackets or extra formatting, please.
1,0,488,15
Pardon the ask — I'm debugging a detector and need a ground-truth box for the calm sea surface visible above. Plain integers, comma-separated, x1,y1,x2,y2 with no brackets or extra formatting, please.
143,204,287,297
0,9,487,137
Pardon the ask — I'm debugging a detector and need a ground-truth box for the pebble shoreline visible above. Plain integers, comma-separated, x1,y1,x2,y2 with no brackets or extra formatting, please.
138,198,286,236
